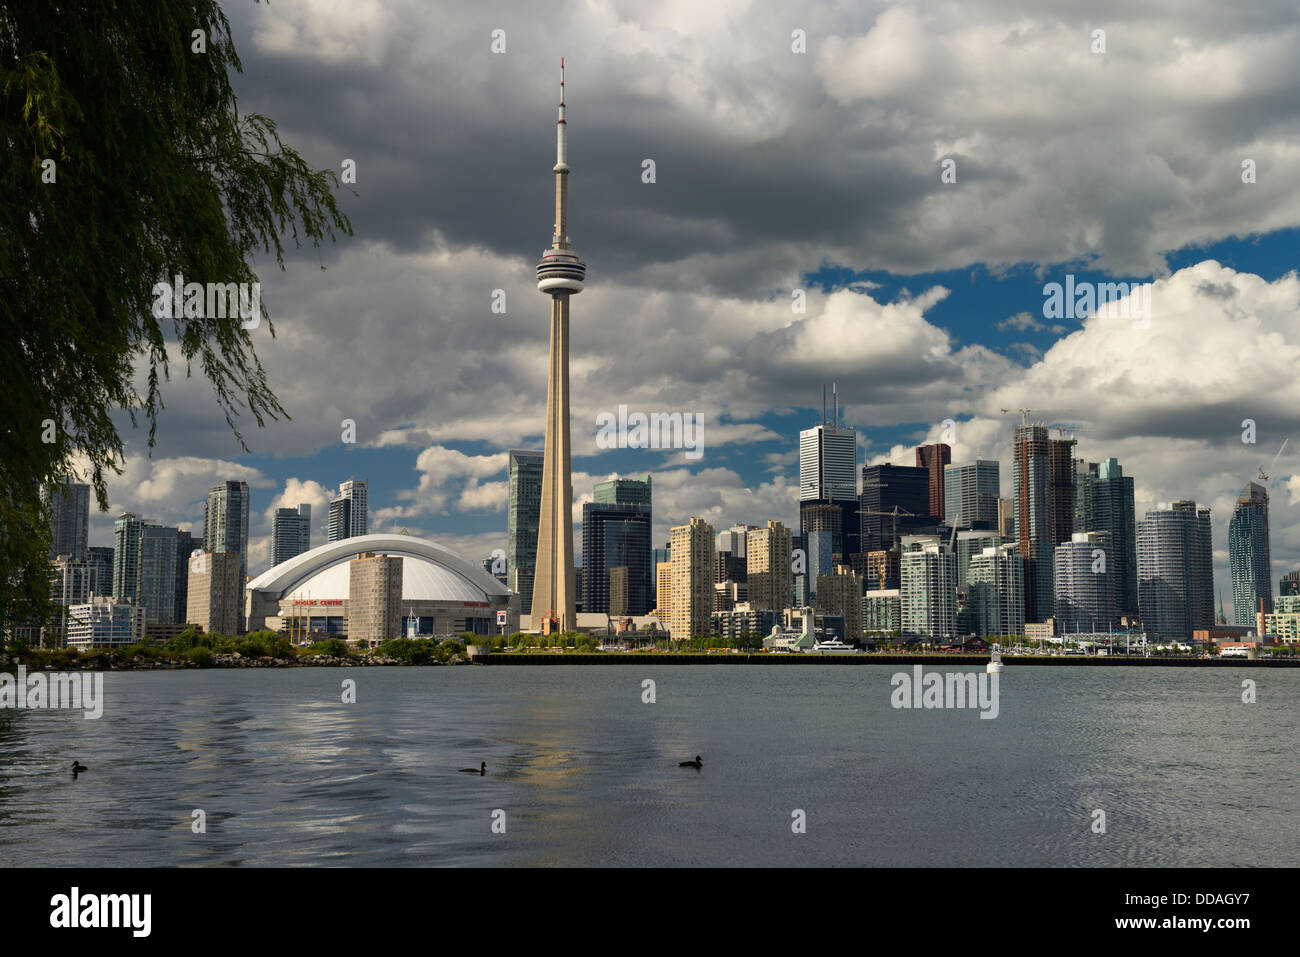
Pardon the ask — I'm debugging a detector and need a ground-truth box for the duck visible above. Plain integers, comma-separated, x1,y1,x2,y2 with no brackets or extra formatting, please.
679,755,702,769
459,761,486,775
71,761,88,776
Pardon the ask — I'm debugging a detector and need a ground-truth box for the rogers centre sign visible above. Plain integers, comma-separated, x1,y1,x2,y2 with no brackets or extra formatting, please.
293,599,344,606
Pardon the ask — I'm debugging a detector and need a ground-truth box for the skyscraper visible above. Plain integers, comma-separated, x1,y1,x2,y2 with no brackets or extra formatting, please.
112,512,144,601
900,539,957,639
1138,501,1213,641
944,460,1000,530
747,520,793,612
801,503,841,602
667,517,715,641
1228,481,1272,625
593,476,651,505
1054,531,1117,631
272,504,312,566
1074,457,1138,615
137,523,180,624
348,552,403,647
46,481,90,560
799,410,859,560
531,60,586,635
860,463,930,553
968,544,1025,638
327,479,367,543
87,545,114,598
581,501,652,615
507,449,544,612
1048,437,1076,547
186,550,242,637
203,481,250,632
916,443,951,520
1013,422,1053,623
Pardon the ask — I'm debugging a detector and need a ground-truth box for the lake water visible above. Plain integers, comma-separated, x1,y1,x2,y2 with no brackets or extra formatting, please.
1,665,1295,866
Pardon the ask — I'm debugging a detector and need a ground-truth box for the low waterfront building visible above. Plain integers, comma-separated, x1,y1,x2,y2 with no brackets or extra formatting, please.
65,596,146,649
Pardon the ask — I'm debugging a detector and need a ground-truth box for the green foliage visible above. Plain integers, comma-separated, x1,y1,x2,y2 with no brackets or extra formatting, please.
0,2,353,634
303,638,351,658
377,637,435,664
186,646,213,667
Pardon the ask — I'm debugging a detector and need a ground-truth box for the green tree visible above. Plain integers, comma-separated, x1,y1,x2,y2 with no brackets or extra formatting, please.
0,1,352,633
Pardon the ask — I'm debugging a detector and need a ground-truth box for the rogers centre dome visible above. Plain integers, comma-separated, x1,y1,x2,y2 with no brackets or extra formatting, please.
245,533,518,639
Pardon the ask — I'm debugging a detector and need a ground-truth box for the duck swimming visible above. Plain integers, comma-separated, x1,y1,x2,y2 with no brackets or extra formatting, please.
71,761,88,776
679,755,702,769
459,761,486,775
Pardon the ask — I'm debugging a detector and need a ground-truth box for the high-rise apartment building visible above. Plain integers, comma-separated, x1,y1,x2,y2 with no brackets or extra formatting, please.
747,520,793,612
1013,423,1053,623
203,480,250,631
1228,481,1272,625
968,544,1025,638
137,523,180,624
87,545,114,599
1054,531,1117,631
1137,501,1213,641
348,552,403,646
46,482,90,560
272,504,312,566
507,450,544,612
112,512,144,601
186,550,242,637
1280,570,1300,597
900,539,957,639
1048,437,1076,547
916,443,951,520
49,556,94,646
954,530,1002,592
327,479,367,543
1074,457,1138,615
816,565,863,642
667,518,715,641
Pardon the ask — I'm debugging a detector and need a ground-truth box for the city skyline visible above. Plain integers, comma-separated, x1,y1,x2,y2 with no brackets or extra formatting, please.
55,6,1300,624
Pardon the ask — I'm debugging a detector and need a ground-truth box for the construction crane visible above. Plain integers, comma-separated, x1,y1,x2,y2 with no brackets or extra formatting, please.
1259,438,1288,482
1046,422,1088,440
858,506,921,590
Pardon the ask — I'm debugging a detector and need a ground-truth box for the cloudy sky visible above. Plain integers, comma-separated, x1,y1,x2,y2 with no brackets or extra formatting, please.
93,0,1300,619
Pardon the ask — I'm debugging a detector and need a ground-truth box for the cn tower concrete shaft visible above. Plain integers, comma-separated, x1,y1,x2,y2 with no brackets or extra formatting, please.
531,59,586,634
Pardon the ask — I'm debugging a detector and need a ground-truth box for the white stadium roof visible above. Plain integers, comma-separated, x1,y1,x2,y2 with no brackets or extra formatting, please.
245,533,509,603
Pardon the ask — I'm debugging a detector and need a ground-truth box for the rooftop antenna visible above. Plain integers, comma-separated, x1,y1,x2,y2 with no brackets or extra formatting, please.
833,383,839,428
822,384,827,427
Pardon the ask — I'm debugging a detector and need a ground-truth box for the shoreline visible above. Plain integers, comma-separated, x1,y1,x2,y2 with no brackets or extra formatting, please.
2,652,1294,670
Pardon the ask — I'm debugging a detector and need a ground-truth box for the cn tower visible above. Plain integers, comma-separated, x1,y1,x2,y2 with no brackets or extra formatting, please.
531,58,585,634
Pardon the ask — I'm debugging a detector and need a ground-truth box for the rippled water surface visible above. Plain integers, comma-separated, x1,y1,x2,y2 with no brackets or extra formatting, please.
0,665,1295,866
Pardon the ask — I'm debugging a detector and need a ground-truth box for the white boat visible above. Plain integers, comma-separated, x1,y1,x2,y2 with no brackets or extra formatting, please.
810,638,861,655
986,643,1004,674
